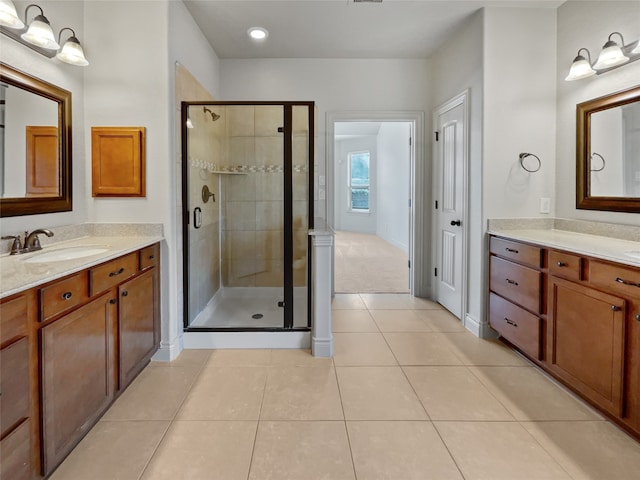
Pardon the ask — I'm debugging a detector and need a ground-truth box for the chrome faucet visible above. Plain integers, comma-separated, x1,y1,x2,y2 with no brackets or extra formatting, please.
2,229,54,255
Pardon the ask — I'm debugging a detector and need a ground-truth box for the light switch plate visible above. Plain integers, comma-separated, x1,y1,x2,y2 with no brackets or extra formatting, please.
319,188,326,200
539,197,551,214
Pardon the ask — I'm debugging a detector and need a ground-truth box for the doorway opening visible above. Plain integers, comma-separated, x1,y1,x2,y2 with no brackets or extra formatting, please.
327,112,425,297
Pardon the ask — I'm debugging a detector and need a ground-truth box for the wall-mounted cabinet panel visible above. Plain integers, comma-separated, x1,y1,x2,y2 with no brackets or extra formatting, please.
91,127,146,197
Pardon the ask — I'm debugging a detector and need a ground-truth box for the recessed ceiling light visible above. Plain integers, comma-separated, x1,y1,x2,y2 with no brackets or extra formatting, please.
248,27,268,40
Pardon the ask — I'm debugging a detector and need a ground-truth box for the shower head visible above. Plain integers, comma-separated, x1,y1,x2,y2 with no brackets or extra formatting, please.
203,107,220,122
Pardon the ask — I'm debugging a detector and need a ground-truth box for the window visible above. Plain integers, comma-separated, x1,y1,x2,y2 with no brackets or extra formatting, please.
348,151,370,212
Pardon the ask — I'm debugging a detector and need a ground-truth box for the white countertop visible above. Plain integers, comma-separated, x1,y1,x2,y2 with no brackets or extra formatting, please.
0,235,163,299
488,228,640,268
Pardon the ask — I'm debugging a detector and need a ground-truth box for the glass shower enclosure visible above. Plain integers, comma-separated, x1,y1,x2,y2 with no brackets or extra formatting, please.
181,102,314,331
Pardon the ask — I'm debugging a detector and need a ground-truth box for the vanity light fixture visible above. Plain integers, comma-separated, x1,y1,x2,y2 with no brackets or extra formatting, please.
566,31,640,81
0,0,24,29
565,48,596,81
56,27,89,66
593,32,629,69
248,27,268,40
0,3,88,65
21,4,59,50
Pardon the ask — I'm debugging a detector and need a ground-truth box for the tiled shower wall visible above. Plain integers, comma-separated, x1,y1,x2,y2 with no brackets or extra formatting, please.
221,105,309,288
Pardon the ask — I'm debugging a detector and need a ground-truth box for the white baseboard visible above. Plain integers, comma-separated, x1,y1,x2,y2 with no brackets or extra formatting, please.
183,331,311,349
311,336,334,357
464,313,497,339
152,334,184,362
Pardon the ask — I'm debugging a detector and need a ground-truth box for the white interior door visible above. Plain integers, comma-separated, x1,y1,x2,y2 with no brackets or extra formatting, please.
434,98,466,318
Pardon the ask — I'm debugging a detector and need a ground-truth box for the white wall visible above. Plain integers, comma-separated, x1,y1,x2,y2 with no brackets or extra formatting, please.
376,123,410,252
556,0,640,225
0,0,86,234
220,58,431,223
431,10,483,328
335,136,377,234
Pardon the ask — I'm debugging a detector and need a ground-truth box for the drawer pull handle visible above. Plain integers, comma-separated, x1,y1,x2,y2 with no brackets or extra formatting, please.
557,261,567,267
615,277,640,288
504,317,518,327
505,248,519,254
122,291,129,297
109,299,117,305
61,291,72,300
148,255,154,259
505,278,519,286
611,305,622,312
109,267,125,277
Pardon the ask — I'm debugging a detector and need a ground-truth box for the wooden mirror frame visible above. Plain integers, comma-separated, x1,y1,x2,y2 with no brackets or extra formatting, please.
576,85,640,213
0,63,72,217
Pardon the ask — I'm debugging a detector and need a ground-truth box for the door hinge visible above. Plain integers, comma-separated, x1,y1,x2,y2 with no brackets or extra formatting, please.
408,198,411,208
409,136,412,146
435,200,438,210
408,260,411,269
434,131,439,141
434,268,438,277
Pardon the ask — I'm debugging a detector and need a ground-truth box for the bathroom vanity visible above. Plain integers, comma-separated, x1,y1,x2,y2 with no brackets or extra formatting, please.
488,225,640,439
0,237,161,479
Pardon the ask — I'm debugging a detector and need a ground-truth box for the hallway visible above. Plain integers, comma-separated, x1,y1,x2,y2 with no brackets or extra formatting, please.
50,294,640,480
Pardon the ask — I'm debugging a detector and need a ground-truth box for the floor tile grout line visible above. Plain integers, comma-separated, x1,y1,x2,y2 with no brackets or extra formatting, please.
333,358,359,480
430,421,470,480
136,352,212,480
246,351,272,480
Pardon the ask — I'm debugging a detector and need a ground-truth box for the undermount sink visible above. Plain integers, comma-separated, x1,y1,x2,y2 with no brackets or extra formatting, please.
23,246,110,263
624,251,640,260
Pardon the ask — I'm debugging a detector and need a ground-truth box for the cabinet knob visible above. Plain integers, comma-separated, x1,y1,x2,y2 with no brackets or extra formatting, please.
557,261,567,267
61,291,72,300
635,314,640,321
611,305,622,312
109,299,117,305
122,291,129,297
148,255,154,259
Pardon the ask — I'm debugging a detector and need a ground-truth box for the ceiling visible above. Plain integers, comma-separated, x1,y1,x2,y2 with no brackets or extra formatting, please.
183,0,563,59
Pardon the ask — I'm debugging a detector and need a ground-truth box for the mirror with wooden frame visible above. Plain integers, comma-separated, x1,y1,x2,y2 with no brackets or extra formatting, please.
0,63,72,217
576,84,640,213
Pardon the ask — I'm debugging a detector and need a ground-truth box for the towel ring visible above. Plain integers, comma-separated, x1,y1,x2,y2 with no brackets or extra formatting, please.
519,153,541,173
590,152,605,172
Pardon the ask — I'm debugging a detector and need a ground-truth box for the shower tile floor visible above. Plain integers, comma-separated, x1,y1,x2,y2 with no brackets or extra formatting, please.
50,293,640,480
191,287,308,328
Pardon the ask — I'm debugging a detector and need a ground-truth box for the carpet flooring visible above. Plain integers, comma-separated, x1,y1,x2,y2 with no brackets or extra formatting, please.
334,230,409,293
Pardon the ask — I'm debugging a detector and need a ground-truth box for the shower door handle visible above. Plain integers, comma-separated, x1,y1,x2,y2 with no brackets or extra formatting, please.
193,207,202,229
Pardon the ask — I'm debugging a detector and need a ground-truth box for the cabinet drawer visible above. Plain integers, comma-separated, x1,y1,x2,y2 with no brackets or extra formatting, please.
0,418,31,480
549,250,583,282
139,243,158,271
590,260,640,299
40,272,88,322
490,293,541,360
490,256,542,313
0,337,30,437
89,253,137,296
490,237,543,268
0,295,27,346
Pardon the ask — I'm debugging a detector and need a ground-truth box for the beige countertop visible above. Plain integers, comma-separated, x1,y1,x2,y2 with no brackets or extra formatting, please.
488,228,640,268
0,235,163,299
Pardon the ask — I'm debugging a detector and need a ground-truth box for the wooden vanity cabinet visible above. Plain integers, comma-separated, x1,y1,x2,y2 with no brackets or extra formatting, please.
0,242,161,479
1,293,36,480
40,293,116,473
489,234,640,439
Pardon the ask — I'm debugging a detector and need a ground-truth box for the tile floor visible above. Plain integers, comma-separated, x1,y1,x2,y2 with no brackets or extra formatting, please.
51,294,640,480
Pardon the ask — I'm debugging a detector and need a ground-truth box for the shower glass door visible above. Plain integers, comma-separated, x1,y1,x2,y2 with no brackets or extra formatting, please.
182,102,313,331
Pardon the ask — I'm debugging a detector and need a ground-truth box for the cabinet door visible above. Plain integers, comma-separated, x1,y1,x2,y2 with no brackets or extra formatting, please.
41,294,115,474
118,269,157,389
548,277,625,416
